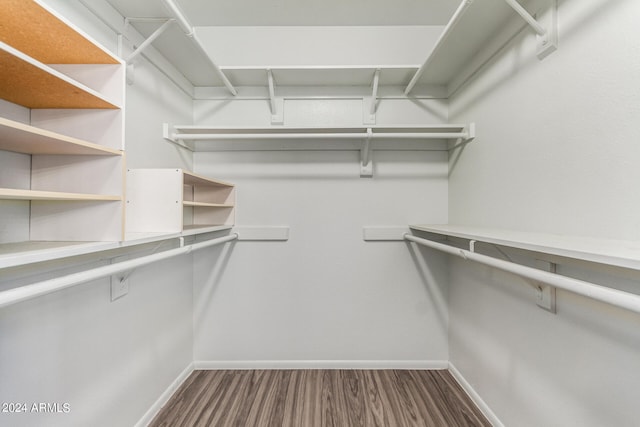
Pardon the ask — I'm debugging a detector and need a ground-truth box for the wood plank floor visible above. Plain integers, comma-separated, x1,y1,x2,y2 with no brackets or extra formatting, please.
150,370,491,427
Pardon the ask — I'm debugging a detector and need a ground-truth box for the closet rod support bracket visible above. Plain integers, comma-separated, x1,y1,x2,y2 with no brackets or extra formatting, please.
361,128,373,177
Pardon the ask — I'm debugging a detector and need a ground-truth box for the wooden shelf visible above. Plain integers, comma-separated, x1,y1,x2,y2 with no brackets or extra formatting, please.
0,42,119,109
410,224,640,271
0,188,121,201
0,0,119,65
183,171,234,187
0,117,122,155
183,201,234,208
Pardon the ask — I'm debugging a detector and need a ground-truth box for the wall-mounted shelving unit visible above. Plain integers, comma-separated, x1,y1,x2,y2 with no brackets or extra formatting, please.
126,169,236,234
0,0,125,246
164,123,475,176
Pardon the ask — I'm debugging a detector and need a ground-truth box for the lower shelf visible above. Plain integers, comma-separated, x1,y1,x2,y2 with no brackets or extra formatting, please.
0,188,121,201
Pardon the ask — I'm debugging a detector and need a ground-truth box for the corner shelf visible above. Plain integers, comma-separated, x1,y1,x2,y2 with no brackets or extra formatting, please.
410,224,640,271
126,169,236,234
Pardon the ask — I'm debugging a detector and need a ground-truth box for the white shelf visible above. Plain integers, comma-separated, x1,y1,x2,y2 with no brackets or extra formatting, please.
0,225,234,269
414,0,519,88
0,188,121,201
219,66,419,87
166,124,475,154
410,224,640,271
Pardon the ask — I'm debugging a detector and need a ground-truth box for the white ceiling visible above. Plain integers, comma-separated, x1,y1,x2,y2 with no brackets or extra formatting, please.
106,0,458,27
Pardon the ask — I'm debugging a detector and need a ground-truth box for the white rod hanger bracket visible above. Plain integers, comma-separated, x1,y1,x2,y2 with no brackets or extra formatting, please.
361,128,373,177
162,123,195,152
267,69,284,125
363,69,381,125
504,0,558,59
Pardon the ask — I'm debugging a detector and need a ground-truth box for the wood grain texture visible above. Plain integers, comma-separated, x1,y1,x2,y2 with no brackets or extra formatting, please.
0,0,119,64
150,370,491,427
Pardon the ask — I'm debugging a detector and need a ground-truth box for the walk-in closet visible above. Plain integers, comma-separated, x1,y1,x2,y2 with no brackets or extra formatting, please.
1,0,639,425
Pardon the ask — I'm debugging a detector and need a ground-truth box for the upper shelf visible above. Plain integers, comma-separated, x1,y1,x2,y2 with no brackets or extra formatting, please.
0,0,119,65
414,0,516,87
0,117,122,156
410,224,640,271
219,66,420,87
0,42,119,109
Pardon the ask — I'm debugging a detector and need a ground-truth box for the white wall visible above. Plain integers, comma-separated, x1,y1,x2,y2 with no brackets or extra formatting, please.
447,0,640,425
192,96,451,366
0,251,193,427
0,1,196,426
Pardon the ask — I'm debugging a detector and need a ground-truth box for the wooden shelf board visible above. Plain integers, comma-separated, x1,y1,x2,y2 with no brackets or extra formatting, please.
0,43,118,109
183,170,235,187
0,188,121,201
183,201,234,208
0,117,121,155
410,224,640,271
0,0,119,65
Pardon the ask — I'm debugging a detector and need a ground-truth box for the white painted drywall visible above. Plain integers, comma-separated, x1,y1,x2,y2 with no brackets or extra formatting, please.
447,0,640,425
0,252,193,427
192,96,451,365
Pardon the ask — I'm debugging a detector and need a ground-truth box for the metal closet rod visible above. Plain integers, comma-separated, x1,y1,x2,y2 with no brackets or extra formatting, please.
404,234,640,315
0,234,238,310
160,0,237,96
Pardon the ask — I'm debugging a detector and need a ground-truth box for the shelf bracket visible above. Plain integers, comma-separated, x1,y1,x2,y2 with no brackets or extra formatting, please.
125,19,175,63
503,0,558,59
162,123,194,152
267,69,284,125
464,122,476,143
363,69,380,125
533,261,557,313
361,128,373,177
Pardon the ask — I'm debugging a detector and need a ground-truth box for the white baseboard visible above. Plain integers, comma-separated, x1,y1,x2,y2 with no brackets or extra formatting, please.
448,362,503,427
135,362,195,427
194,359,448,370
